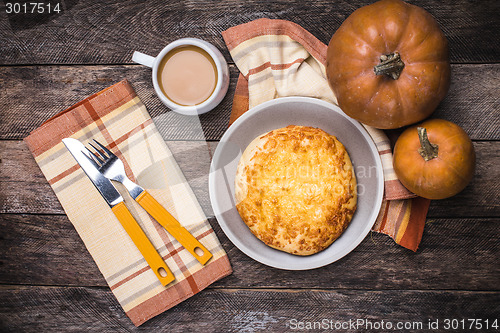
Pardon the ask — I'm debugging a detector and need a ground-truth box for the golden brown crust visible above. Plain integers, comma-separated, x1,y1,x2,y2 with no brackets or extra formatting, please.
235,125,357,256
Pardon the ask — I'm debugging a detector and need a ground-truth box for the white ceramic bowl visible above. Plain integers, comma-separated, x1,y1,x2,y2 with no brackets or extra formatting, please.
209,97,384,270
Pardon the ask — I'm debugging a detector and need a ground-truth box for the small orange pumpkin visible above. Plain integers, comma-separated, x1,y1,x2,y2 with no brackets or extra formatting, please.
326,0,451,129
393,119,475,199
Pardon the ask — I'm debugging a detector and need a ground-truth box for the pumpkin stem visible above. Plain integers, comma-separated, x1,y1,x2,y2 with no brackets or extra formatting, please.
417,127,439,161
374,52,405,79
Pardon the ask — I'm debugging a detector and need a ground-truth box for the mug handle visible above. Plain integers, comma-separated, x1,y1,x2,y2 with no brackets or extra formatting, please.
132,51,155,68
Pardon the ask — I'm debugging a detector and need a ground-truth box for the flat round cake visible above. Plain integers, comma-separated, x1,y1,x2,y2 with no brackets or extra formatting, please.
234,125,357,256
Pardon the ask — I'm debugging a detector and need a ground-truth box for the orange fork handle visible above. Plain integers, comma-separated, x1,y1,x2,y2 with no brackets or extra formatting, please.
136,191,213,265
111,202,175,286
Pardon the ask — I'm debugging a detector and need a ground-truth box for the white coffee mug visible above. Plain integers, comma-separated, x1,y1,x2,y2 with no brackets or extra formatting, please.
132,38,229,116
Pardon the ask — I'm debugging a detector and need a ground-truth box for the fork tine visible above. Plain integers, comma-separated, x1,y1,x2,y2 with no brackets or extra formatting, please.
93,140,115,157
89,142,109,160
81,150,100,167
85,147,104,166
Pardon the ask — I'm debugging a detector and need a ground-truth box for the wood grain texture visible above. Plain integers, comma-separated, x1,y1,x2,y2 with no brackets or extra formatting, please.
2,140,498,217
1,64,499,140
1,213,499,290
0,286,498,332
0,65,237,141
0,0,499,65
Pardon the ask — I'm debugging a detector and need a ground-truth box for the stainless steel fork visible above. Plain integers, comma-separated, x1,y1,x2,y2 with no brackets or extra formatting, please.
85,140,213,265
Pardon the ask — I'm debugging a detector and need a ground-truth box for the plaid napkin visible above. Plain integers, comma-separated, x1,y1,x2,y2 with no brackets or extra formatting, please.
24,80,232,326
222,18,431,251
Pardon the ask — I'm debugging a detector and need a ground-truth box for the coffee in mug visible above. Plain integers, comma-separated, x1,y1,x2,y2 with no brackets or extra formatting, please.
157,46,217,106
132,38,229,115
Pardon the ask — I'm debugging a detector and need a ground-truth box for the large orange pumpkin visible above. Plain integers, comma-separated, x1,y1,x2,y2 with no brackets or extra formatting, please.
393,119,475,200
326,0,451,129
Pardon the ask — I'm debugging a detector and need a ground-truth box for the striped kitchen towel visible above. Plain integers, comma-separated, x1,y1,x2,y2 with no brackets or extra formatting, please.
222,18,430,251
24,80,232,326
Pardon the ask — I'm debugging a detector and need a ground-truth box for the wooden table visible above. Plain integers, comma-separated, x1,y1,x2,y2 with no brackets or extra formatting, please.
1,0,499,331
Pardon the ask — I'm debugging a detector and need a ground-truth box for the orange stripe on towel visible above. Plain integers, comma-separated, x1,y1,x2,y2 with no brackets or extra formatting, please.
246,58,305,78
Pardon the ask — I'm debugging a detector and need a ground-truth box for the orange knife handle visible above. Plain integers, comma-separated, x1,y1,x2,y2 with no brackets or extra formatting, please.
111,202,175,286
136,191,213,265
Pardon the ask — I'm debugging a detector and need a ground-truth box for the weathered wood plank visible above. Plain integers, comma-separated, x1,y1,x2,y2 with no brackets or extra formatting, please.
0,286,498,332
2,140,498,217
0,64,498,141
1,213,498,290
0,0,499,65
0,65,237,141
